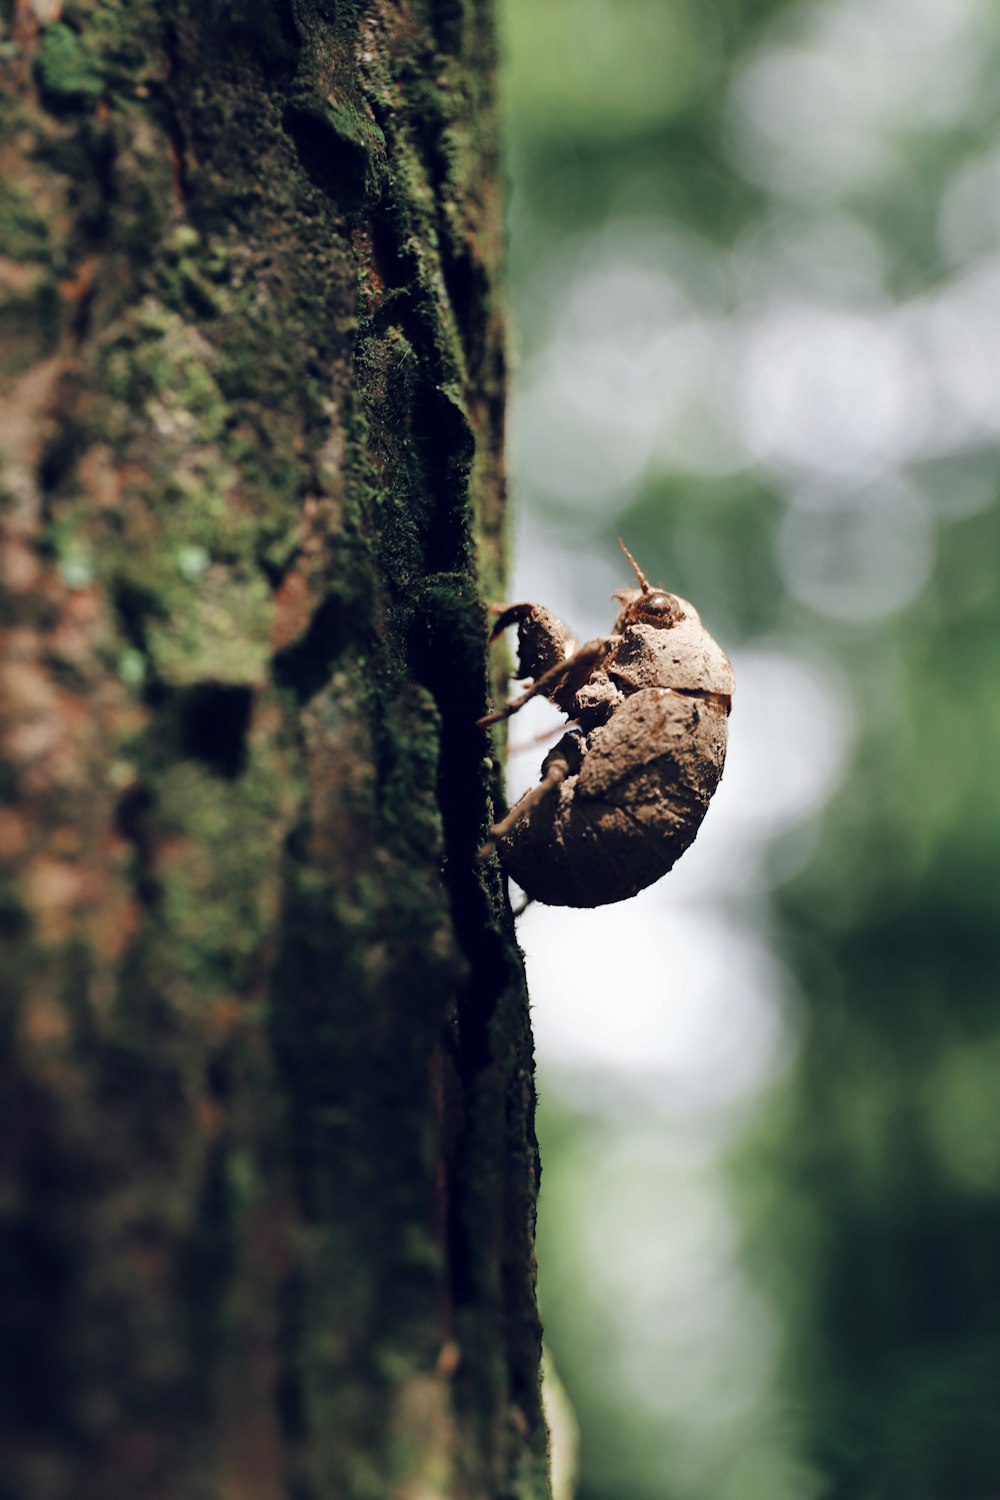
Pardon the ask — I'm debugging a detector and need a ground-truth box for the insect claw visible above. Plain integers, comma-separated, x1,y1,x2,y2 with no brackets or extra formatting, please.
486,601,536,643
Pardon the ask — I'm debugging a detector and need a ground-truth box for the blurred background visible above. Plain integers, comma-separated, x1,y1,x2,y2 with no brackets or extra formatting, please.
498,0,1000,1495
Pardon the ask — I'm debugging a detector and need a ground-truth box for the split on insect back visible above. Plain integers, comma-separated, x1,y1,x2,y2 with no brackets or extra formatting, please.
477,539,734,908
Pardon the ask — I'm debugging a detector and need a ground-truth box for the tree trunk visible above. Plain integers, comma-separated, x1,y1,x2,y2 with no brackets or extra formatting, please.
0,3,548,1497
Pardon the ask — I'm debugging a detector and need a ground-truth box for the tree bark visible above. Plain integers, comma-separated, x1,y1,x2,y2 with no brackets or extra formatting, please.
0,3,547,1497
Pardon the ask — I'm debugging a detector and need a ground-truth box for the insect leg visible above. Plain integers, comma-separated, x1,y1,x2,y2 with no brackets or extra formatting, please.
478,747,572,860
477,636,613,728
487,600,578,680
487,601,541,643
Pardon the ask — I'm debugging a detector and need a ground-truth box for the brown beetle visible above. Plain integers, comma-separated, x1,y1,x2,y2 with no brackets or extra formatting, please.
478,541,734,907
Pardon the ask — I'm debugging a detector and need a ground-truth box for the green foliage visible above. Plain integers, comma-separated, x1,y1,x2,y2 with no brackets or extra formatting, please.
505,0,1000,1496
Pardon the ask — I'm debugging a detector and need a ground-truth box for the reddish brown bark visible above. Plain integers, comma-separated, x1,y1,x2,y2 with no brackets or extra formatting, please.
0,2,548,1496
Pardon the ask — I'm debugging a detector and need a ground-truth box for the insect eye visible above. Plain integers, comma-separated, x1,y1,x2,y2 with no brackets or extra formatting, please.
632,591,683,628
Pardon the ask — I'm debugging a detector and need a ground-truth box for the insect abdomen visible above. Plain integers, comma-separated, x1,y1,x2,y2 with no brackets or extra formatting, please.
500,689,728,907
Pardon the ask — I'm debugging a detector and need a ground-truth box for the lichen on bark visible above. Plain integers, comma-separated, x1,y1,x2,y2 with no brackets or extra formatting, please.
0,1,547,1496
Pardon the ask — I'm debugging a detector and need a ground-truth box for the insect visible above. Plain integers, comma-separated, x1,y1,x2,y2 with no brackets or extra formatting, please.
478,541,734,907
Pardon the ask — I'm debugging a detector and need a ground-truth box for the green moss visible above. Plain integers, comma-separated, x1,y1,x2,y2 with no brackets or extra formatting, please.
0,272,61,376
153,742,296,989
145,568,274,687
117,647,147,687
226,0,302,64
103,299,229,441
57,545,96,590
225,1149,258,1211
35,22,105,103
5,0,537,1488
326,97,387,162
0,182,52,263
380,687,444,862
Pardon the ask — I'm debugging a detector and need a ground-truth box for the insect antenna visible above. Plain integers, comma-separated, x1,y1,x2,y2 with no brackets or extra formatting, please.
618,537,651,593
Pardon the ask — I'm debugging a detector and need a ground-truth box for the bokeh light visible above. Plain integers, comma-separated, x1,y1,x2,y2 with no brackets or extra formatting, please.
502,0,1000,1493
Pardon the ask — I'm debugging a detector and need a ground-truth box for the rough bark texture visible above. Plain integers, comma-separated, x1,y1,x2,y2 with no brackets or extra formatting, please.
0,2,547,1497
